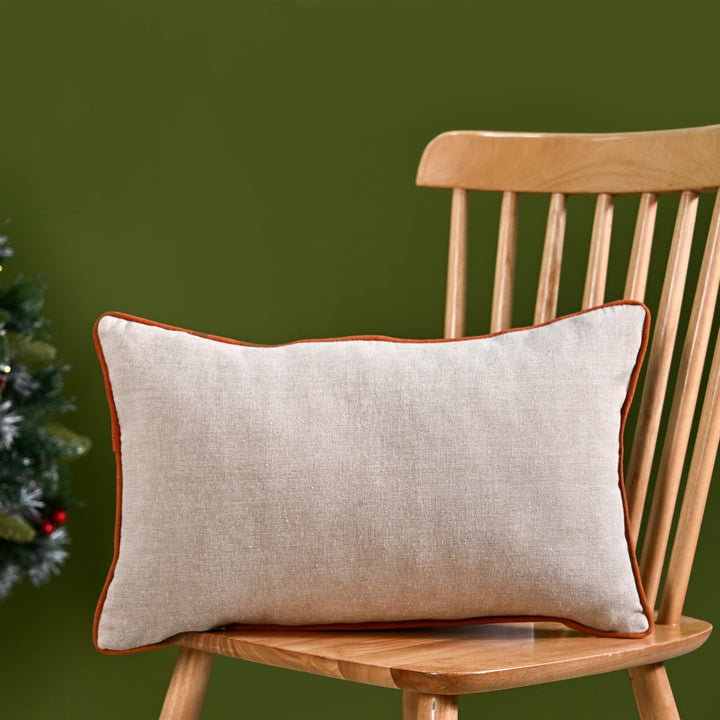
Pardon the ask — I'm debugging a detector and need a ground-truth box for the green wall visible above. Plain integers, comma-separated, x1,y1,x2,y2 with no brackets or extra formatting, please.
1,1,719,717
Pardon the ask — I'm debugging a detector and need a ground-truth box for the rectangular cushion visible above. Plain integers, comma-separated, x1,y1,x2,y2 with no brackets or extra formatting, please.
94,301,653,652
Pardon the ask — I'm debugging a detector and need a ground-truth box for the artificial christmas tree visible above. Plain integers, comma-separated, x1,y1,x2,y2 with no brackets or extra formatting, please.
0,234,88,598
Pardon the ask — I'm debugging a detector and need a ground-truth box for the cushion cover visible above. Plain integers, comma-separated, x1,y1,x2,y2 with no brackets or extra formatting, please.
94,302,652,653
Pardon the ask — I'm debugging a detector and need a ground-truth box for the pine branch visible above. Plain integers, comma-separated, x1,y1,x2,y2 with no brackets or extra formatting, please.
0,237,88,597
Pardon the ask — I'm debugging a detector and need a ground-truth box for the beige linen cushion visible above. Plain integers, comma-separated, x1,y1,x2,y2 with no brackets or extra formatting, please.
94,302,652,653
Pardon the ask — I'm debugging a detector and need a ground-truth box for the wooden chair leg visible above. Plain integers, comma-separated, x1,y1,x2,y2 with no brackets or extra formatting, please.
629,663,680,720
403,690,458,720
403,691,419,719
159,645,215,720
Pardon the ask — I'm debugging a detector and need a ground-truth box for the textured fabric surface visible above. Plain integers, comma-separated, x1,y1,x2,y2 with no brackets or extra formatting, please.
94,303,652,652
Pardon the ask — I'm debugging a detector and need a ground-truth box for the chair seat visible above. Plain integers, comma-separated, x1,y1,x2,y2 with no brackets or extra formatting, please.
178,617,711,695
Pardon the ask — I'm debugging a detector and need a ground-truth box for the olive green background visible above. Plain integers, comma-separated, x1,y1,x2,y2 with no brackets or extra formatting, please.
1,1,719,718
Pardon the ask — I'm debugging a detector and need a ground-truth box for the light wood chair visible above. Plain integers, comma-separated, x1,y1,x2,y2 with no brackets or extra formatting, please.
159,125,720,719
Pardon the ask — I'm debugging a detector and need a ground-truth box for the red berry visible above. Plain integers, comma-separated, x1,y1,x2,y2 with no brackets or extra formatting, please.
39,521,54,536
51,509,68,525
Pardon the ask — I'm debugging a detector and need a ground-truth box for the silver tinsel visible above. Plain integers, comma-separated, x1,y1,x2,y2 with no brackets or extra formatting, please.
26,526,69,587
0,399,22,450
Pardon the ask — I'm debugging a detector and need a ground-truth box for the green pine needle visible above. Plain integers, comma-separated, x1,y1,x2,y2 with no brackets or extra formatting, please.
0,507,36,543
46,423,91,460
9,334,57,365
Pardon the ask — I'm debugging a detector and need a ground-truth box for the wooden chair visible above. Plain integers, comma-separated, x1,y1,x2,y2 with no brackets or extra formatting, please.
159,125,720,719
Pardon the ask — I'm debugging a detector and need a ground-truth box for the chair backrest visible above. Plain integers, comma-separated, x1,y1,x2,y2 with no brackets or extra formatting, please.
416,125,720,626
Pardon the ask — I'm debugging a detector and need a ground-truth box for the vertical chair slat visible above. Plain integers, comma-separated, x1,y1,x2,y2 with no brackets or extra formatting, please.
444,188,468,339
534,193,567,324
625,193,658,302
491,191,518,332
582,193,614,309
658,193,720,624
626,191,699,543
639,191,720,608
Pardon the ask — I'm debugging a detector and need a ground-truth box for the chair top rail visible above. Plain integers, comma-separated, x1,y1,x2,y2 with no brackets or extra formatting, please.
416,125,720,194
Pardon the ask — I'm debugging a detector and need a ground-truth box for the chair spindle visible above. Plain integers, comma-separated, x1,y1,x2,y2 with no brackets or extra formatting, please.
624,193,658,302
444,188,468,339
657,192,720,624
639,191,720,607
534,193,567,324
659,327,720,623
582,193,614,309
490,191,518,333
626,191,699,543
